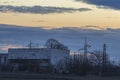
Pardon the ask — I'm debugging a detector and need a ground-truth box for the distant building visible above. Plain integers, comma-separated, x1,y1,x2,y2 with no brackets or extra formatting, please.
8,48,69,66
8,39,70,71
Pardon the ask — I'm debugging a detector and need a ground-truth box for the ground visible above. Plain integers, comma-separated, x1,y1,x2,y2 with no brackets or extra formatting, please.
0,72,120,80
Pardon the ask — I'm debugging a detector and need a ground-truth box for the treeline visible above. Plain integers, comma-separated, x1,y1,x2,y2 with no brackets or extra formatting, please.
0,52,120,76
54,51,120,76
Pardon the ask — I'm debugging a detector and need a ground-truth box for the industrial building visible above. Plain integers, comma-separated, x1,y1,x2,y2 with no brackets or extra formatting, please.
8,48,69,66
0,39,70,72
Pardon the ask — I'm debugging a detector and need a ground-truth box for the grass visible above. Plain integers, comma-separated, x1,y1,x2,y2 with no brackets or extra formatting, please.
0,72,120,80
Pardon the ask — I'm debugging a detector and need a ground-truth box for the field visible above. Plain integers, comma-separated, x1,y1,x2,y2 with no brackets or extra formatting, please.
0,72,120,80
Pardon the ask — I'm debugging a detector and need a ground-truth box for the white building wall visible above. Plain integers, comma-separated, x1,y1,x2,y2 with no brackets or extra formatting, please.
8,48,70,66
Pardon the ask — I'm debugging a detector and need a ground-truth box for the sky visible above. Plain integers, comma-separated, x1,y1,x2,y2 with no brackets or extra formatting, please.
0,0,120,59
0,0,120,28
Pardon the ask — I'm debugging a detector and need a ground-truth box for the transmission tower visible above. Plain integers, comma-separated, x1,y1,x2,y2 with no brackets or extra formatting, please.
84,37,88,62
27,41,32,49
78,38,91,63
102,44,107,73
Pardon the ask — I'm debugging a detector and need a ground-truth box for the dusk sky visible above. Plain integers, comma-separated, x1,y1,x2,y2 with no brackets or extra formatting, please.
0,0,120,59
0,0,120,28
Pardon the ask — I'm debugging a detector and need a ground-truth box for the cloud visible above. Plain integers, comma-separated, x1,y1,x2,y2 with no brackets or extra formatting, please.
0,24,120,58
75,0,120,10
0,5,91,14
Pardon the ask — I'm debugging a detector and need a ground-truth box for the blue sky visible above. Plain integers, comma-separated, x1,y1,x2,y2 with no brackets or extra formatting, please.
75,0,120,10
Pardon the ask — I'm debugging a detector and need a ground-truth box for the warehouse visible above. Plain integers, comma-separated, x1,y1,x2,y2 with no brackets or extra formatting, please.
8,48,69,66
8,39,70,72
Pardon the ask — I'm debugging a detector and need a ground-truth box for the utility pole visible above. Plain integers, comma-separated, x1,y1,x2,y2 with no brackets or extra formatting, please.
84,37,88,63
27,40,32,49
102,44,107,74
